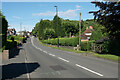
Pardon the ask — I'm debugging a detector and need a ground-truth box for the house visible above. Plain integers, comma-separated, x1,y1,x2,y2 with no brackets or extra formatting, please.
81,26,94,41
7,28,16,36
16,31,25,37
26,31,31,36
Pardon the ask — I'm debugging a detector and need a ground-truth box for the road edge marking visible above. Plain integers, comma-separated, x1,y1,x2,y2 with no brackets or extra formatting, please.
23,43,31,80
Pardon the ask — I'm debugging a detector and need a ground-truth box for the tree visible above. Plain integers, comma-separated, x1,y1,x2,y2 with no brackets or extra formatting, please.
90,30,103,41
37,19,52,40
43,28,55,39
52,15,64,37
89,1,120,55
89,1,120,41
0,11,8,47
62,20,78,37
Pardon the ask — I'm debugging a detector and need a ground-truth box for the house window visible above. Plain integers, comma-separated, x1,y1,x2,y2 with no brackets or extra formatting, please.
85,33,92,36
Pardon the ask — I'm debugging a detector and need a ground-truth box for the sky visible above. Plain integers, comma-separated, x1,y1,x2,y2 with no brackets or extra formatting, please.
2,2,99,32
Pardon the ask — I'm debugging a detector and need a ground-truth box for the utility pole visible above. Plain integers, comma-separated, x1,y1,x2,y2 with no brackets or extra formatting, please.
79,12,81,50
20,22,22,31
54,6,59,47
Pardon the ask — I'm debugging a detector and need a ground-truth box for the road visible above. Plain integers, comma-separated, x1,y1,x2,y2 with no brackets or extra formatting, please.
2,36,118,79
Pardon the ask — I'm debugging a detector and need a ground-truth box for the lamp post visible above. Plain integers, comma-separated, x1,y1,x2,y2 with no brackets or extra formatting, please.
54,6,59,47
79,12,81,50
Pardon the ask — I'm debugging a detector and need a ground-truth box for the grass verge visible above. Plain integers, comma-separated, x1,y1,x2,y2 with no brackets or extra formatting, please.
38,38,119,62
94,54,119,61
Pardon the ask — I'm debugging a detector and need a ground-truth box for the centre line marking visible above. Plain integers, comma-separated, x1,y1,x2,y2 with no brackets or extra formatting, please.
43,51,47,53
58,57,69,63
49,53,55,57
75,64,103,76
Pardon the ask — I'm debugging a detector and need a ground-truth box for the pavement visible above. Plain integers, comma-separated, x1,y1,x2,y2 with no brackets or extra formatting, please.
2,36,119,79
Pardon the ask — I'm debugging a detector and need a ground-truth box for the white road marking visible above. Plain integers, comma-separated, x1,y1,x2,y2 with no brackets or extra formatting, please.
23,44,31,80
58,57,69,63
75,64,103,76
43,51,47,53
31,37,103,77
31,38,43,51
49,53,55,57
25,59,31,80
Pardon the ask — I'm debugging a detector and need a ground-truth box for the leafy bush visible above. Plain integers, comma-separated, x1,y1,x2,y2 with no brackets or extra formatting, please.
81,41,93,51
44,28,55,40
7,35,26,43
42,37,94,51
0,46,5,52
42,37,79,47
5,39,17,50
102,39,120,56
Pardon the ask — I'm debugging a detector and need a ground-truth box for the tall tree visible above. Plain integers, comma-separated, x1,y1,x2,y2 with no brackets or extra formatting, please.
52,15,64,37
89,1,120,55
0,12,8,47
62,20,78,37
89,1,120,41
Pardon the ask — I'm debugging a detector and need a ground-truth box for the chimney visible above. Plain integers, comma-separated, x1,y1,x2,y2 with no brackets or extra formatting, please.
89,26,93,29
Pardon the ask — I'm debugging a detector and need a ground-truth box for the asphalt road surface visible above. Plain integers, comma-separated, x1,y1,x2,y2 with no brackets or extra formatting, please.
2,36,118,79
25,36,118,78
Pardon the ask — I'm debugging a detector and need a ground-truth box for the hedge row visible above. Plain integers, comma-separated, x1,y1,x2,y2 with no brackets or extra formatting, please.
7,35,26,43
5,39,20,50
42,37,78,46
41,37,94,51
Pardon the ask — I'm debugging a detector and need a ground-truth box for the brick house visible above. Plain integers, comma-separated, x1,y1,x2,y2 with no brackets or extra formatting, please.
81,26,94,41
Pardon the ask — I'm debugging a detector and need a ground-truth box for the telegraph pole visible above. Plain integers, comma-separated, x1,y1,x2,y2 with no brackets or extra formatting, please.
20,22,22,31
79,12,81,50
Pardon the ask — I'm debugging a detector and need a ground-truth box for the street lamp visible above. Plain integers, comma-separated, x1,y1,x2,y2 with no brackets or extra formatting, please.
54,6,59,47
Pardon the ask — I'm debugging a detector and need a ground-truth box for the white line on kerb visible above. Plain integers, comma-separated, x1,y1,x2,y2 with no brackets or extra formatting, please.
75,64,103,76
49,53,55,57
58,57,69,63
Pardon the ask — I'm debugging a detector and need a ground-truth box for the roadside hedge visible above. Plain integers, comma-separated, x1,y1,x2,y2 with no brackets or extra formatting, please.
42,37,79,47
41,37,94,51
7,36,26,43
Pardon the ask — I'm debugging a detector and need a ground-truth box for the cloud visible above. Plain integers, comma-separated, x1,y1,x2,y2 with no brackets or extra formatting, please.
75,5,81,11
9,24,33,32
12,16,21,19
59,9,77,18
32,9,77,19
76,5,81,8
32,5,82,19
32,11,55,16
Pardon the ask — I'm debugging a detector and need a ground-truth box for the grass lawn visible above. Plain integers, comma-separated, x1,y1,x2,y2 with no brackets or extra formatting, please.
38,38,119,62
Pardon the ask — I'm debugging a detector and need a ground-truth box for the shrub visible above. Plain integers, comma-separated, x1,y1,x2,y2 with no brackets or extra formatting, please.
5,40,17,50
42,37,93,51
7,36,26,43
81,41,92,51
102,39,120,56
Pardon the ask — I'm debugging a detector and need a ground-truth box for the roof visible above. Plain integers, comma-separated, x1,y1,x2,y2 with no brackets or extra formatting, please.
96,36,109,43
81,26,94,40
